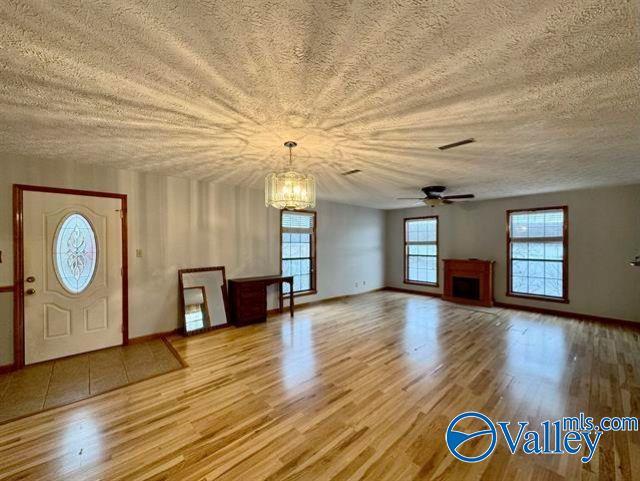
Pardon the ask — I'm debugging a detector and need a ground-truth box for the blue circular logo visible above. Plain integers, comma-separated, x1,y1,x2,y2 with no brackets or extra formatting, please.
445,411,497,463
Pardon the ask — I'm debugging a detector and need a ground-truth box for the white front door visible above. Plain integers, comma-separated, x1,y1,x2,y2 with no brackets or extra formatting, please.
23,191,124,365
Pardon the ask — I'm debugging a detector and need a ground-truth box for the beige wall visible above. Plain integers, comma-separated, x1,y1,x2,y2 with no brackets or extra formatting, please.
386,184,640,323
0,157,386,366
1,155,638,367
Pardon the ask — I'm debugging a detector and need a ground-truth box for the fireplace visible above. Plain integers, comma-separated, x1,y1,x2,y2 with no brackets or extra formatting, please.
443,259,494,307
452,276,480,300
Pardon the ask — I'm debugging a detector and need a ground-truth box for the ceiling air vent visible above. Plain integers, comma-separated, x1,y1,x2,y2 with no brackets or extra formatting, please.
341,169,362,176
438,138,475,150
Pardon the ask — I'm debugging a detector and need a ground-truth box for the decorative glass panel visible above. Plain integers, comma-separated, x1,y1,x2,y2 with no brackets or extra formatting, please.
54,213,98,294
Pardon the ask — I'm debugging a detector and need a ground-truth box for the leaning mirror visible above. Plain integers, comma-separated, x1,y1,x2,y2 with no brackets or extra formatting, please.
178,266,229,335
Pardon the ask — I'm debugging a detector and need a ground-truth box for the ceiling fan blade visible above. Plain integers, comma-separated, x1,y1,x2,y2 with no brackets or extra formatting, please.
442,194,475,200
443,199,453,204
397,197,425,200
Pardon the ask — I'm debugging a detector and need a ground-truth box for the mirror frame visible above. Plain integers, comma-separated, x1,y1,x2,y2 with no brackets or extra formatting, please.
178,266,230,336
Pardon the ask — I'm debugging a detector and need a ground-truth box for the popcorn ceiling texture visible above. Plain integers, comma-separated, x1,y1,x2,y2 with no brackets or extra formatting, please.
1,0,639,208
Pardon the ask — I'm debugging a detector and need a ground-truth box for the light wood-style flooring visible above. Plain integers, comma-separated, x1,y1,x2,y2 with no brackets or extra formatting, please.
0,290,638,480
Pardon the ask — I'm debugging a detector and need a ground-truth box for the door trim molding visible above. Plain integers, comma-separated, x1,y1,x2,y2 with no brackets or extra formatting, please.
13,184,129,369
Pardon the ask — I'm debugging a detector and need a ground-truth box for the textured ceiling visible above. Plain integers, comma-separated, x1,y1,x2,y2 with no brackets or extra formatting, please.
1,0,639,208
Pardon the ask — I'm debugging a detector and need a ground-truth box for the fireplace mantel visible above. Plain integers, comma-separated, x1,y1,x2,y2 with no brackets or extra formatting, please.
442,259,495,307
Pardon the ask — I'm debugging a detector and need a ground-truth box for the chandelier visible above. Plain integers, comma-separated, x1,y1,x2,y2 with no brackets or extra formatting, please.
265,141,316,210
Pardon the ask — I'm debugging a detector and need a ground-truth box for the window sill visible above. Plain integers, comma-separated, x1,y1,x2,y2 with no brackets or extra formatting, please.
404,280,439,288
284,289,317,298
506,292,569,304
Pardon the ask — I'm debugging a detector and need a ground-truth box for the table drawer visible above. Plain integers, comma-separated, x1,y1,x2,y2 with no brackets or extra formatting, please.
230,282,267,325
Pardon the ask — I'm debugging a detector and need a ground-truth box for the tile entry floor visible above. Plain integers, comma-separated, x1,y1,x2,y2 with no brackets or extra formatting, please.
0,339,183,424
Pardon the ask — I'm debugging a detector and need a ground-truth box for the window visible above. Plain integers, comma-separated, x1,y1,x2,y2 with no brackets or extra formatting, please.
404,216,438,285
53,213,98,294
507,207,568,302
280,210,316,295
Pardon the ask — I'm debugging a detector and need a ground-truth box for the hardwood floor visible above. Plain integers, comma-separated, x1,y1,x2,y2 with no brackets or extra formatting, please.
0,290,638,480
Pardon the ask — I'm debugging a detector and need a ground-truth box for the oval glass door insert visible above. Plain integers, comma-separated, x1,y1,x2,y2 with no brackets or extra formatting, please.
53,213,98,294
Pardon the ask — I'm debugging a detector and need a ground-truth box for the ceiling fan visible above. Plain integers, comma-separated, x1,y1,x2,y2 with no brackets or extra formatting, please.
397,185,475,206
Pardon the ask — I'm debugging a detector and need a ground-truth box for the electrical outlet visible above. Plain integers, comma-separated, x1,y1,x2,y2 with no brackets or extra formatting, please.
136,249,143,258
355,282,359,287
363,281,366,286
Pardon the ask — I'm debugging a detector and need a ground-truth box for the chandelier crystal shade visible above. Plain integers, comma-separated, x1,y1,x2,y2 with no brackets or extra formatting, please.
265,141,316,210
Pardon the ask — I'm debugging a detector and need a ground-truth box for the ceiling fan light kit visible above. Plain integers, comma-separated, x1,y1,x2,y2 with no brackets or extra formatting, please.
425,198,445,207
265,141,316,210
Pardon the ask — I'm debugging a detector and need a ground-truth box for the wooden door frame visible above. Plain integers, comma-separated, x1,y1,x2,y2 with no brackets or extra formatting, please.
13,184,129,369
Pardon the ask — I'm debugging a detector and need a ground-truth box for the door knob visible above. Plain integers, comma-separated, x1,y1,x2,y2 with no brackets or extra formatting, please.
26,288,36,295
26,276,36,283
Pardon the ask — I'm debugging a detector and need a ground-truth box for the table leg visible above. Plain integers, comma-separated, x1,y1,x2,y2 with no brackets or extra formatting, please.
279,283,284,313
289,282,294,317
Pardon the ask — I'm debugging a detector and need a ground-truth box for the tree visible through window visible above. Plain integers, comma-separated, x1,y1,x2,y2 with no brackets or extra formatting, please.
281,210,316,294
507,207,567,301
404,216,438,285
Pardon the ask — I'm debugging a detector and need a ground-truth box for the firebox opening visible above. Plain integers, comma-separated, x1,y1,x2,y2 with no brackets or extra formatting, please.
452,276,480,300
